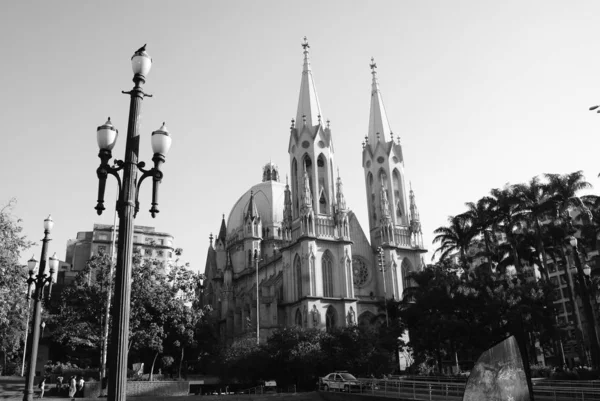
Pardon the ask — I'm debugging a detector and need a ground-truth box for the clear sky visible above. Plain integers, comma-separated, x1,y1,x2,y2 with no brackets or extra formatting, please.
2,0,600,273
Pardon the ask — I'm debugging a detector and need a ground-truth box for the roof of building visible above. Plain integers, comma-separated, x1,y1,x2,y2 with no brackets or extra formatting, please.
227,180,286,236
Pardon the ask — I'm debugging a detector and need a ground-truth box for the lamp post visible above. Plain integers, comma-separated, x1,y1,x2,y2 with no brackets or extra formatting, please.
377,247,389,327
254,250,262,345
21,299,31,377
94,45,172,401
23,216,58,401
568,236,600,369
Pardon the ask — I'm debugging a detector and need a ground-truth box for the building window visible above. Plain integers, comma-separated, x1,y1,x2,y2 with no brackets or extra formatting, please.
322,252,333,297
159,239,164,245
295,308,302,327
157,250,164,257
98,234,108,241
169,252,173,258
352,257,369,287
98,246,106,254
133,236,138,242
294,255,302,300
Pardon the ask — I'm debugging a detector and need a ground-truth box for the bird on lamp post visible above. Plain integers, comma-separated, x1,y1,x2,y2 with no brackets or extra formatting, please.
94,45,172,401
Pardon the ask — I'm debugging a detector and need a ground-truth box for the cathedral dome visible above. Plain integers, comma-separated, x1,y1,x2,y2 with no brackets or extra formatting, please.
227,180,286,237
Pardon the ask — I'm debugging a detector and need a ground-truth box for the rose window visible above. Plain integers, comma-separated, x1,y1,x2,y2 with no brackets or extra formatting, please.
352,257,369,287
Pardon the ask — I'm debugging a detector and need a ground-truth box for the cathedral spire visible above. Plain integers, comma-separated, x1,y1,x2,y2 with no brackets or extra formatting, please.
409,182,421,232
245,190,260,222
368,57,392,145
296,37,323,132
336,170,347,211
217,214,227,242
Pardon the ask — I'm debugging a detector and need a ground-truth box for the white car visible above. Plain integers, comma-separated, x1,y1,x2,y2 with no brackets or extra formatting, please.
320,372,362,392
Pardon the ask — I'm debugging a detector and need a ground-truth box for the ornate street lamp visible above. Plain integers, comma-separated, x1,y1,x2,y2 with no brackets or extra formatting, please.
377,247,389,327
568,236,600,369
253,250,262,345
23,217,58,401
94,45,171,401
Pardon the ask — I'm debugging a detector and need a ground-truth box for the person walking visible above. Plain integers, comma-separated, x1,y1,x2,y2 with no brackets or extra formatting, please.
76,376,85,398
38,377,46,398
68,376,76,401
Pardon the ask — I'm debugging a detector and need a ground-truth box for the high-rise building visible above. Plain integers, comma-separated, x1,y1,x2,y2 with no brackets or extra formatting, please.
202,40,427,352
62,224,175,284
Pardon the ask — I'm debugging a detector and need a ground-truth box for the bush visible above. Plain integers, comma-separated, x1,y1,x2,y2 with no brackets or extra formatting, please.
530,364,552,378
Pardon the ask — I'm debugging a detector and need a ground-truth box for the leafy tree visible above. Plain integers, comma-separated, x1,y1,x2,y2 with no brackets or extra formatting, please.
0,199,34,373
48,253,112,352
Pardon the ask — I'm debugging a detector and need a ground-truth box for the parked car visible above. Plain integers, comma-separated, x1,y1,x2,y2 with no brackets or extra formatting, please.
320,371,362,392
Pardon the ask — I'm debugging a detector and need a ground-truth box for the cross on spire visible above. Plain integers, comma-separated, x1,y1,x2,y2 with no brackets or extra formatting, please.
370,57,377,72
302,36,310,50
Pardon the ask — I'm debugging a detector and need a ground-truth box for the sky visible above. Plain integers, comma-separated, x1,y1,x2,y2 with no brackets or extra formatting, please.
2,0,600,273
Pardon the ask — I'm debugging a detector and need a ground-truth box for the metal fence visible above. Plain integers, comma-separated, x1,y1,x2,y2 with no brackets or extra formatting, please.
317,378,600,401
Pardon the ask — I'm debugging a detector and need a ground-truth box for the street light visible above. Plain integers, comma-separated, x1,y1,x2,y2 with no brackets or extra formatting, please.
23,216,58,401
377,247,389,327
94,45,172,401
254,250,262,345
568,236,600,369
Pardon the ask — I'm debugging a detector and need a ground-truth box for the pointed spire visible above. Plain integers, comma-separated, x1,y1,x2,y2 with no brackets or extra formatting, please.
246,190,260,221
217,214,227,242
296,37,323,131
368,57,392,144
336,170,347,211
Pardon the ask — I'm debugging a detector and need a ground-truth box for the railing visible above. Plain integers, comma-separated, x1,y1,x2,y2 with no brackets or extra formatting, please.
239,385,296,395
316,216,335,238
317,378,600,401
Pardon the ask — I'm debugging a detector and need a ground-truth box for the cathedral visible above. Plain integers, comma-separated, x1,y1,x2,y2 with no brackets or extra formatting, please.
202,39,426,345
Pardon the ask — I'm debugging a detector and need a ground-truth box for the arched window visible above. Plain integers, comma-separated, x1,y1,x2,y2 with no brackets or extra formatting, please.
295,308,303,327
358,311,375,328
292,158,298,218
317,154,328,214
326,306,336,332
322,251,334,297
393,169,403,218
367,172,376,223
401,258,414,295
294,254,302,300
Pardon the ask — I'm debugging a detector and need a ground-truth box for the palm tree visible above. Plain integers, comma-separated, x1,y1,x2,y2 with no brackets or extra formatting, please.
513,176,554,281
545,170,593,231
489,185,524,273
460,197,495,264
433,215,475,269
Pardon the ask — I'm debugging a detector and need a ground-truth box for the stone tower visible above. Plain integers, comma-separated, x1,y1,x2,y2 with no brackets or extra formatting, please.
361,58,426,300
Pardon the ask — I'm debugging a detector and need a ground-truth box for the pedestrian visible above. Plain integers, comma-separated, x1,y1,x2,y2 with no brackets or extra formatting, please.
38,377,46,398
76,376,85,398
56,375,64,390
68,376,76,401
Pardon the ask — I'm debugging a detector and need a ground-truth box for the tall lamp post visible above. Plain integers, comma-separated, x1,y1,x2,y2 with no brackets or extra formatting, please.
94,45,172,401
568,236,600,369
377,247,389,327
254,250,262,345
23,216,59,401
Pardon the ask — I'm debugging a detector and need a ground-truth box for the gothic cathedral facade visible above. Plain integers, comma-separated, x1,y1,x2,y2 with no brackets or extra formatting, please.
202,39,426,345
